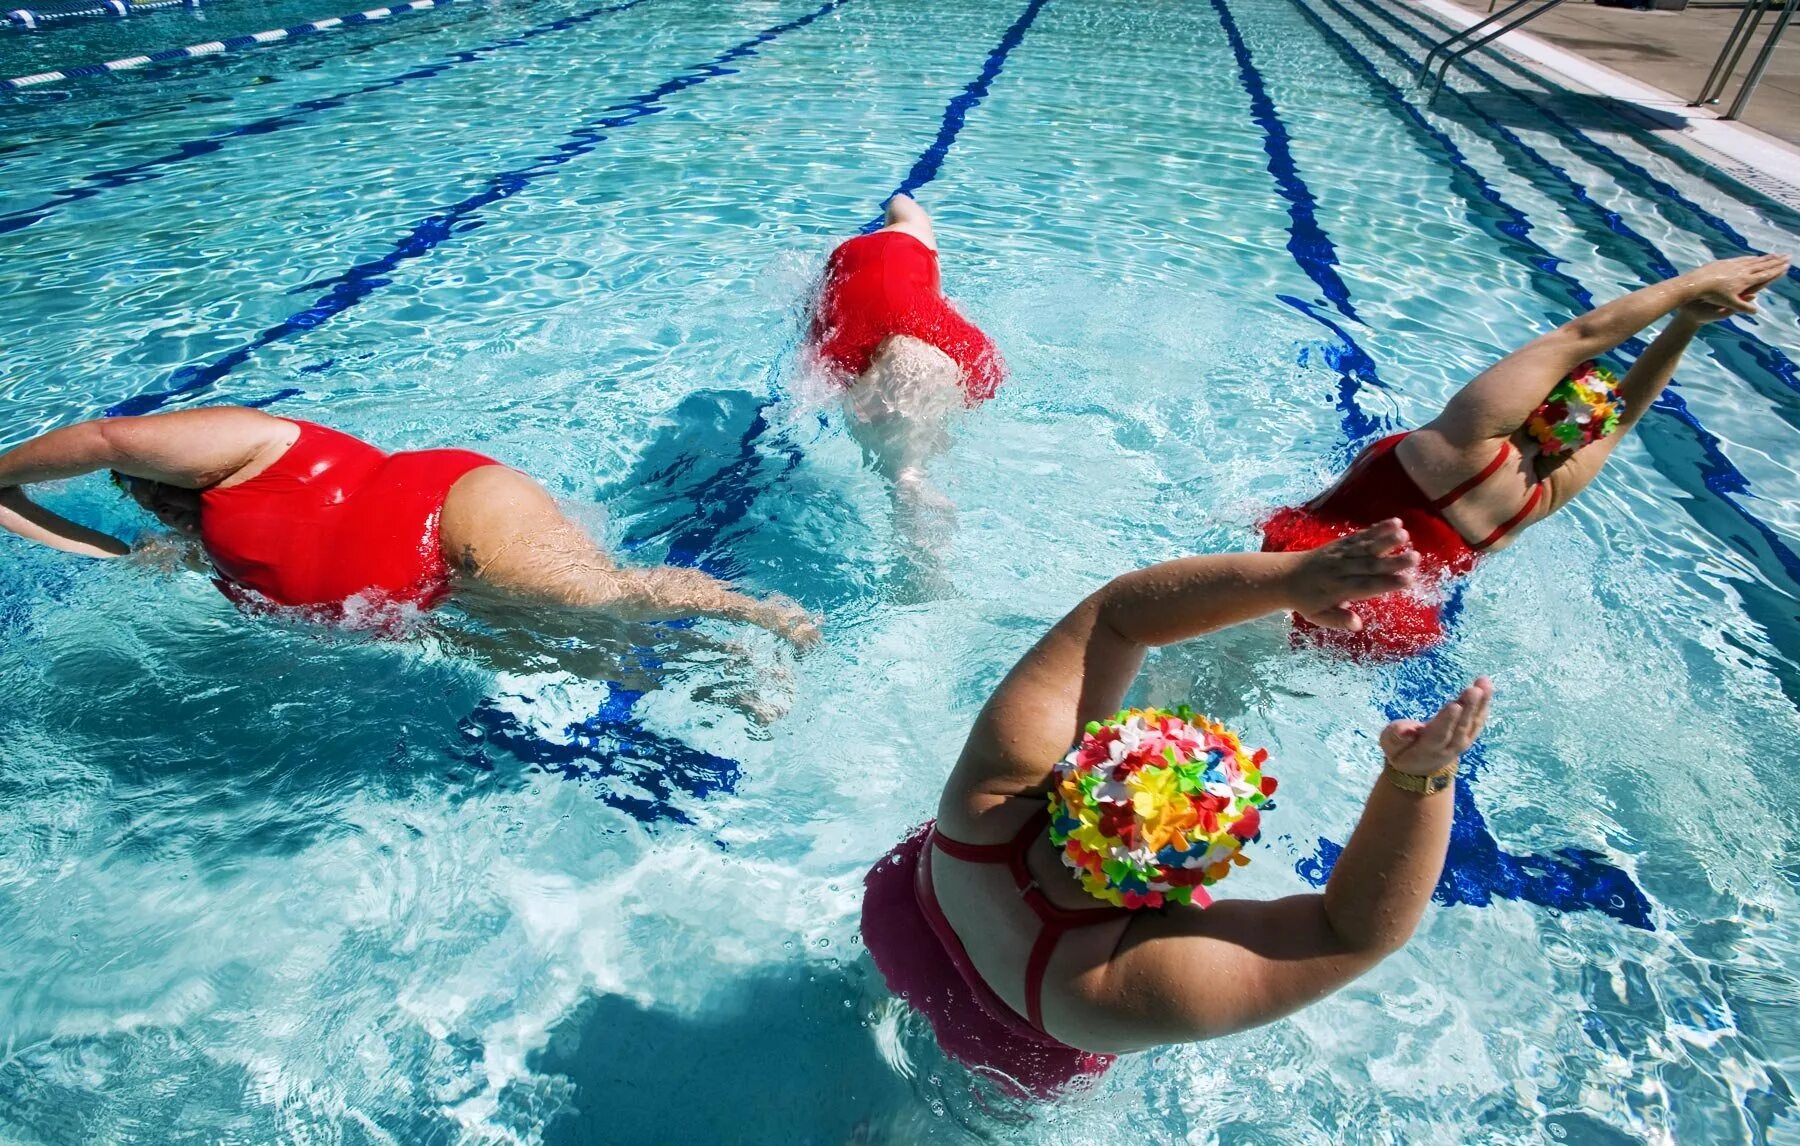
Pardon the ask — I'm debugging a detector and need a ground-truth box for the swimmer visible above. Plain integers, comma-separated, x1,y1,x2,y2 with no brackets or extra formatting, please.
1263,253,1791,656
0,407,818,646
861,520,1492,1095
808,194,1005,577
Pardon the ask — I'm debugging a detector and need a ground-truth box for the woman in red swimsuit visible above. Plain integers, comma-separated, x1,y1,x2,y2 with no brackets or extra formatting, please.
0,407,817,644
863,519,1492,1096
808,194,1005,578
1264,253,1789,657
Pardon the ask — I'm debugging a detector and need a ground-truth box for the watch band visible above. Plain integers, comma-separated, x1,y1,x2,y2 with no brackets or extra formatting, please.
1383,760,1458,795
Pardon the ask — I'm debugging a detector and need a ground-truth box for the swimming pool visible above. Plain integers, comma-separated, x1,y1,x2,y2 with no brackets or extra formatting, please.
3,0,1798,1138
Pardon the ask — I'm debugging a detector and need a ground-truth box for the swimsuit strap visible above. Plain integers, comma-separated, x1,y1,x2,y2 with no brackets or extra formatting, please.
1472,481,1546,551
934,805,1131,1035
1427,440,1515,511
931,812,1039,863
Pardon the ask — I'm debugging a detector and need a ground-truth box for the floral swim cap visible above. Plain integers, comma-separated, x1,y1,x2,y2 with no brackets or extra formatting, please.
1526,360,1622,456
1047,707,1276,909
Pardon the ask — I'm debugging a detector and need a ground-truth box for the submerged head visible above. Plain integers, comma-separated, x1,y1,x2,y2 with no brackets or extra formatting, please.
1048,707,1276,910
864,335,964,400
113,472,201,537
1526,360,1622,457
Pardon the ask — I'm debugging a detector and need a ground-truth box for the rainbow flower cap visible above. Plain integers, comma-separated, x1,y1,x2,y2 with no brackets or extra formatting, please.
1047,706,1276,910
1526,360,1622,456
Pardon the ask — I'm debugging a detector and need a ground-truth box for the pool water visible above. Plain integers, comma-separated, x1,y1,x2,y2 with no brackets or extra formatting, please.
3,0,1799,1140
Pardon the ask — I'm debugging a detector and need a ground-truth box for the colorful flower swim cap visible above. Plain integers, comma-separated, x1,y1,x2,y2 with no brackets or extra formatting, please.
1526,360,1622,456
1047,707,1276,910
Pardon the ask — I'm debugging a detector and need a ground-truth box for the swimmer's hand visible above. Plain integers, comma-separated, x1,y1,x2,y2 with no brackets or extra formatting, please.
756,595,822,652
126,533,207,573
1380,677,1493,775
1286,519,1419,631
1680,254,1789,320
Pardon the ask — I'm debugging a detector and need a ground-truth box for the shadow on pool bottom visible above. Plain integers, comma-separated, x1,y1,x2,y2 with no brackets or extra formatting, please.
532,962,932,1145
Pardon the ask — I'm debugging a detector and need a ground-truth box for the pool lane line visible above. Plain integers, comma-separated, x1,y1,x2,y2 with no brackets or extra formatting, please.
1208,0,1387,447
1209,0,1655,931
104,0,851,418
6,0,193,30
0,0,654,236
641,0,1055,579
4,0,468,90
1300,0,1800,594
883,0,1049,211
1354,0,1800,298
1346,0,1800,397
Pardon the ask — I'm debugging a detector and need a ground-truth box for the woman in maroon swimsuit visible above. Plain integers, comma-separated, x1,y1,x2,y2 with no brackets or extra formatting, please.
863,520,1491,1095
1263,253,1788,656
0,407,817,644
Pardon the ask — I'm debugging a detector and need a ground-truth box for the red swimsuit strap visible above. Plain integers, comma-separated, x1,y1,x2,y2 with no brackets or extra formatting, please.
1472,482,1545,551
1426,440,1515,511
933,806,1131,1034
1420,439,1547,550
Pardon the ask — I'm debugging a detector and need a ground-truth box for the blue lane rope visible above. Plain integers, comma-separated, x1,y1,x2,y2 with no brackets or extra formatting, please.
4,0,458,88
0,0,654,235
6,0,197,31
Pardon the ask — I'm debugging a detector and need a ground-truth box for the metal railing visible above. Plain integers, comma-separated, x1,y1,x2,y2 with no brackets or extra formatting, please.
1692,0,1797,119
1417,0,1573,97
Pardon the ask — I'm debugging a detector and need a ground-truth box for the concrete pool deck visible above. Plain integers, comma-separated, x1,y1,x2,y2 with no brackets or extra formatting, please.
1411,0,1800,204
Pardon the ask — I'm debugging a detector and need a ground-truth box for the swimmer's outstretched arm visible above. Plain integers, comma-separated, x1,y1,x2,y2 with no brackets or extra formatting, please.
1427,254,1789,449
0,486,130,557
944,521,1419,805
1088,678,1491,1049
0,410,283,558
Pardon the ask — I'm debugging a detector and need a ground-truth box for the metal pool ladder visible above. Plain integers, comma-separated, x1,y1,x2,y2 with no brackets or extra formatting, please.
1690,0,1797,120
1417,0,1573,98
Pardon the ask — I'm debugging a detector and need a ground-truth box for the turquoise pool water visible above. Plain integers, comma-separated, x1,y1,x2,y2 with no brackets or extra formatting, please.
3,0,1799,1140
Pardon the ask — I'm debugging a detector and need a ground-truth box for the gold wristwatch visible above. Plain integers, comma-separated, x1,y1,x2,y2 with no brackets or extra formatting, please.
1383,760,1458,795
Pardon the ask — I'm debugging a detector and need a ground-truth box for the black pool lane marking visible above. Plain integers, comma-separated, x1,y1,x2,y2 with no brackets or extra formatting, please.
103,0,851,417
1210,0,1655,931
0,0,657,236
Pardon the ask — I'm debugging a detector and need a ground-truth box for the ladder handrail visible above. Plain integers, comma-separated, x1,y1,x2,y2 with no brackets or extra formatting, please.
1724,0,1797,118
1426,0,1574,98
1416,0,1542,81
1693,0,1775,105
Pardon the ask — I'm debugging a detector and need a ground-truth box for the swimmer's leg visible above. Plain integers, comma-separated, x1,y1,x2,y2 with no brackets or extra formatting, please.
440,467,818,648
879,193,937,251
843,337,963,585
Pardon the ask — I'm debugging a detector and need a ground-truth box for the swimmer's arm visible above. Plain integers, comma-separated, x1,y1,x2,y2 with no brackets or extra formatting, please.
573,566,821,650
1426,255,1788,448
0,409,282,488
1087,681,1489,1045
1538,311,1705,515
944,524,1418,803
0,486,130,558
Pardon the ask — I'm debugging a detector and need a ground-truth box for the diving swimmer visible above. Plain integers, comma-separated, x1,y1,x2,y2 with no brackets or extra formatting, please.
0,407,818,645
1262,253,1791,656
808,194,1005,571
861,520,1493,1095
